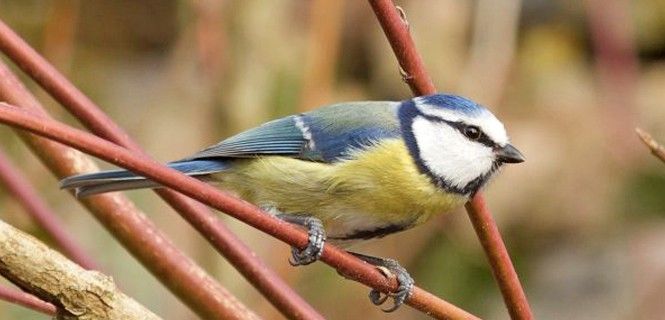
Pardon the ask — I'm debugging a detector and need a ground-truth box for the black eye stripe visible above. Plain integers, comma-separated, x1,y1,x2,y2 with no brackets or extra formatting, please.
419,114,496,148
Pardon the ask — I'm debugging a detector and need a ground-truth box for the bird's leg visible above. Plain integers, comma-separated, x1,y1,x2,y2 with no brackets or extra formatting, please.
349,252,414,312
276,213,326,266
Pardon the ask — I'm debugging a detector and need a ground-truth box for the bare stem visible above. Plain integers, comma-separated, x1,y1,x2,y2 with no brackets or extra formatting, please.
0,18,320,320
636,128,665,164
0,149,99,270
0,102,480,320
0,61,257,320
0,219,160,319
368,1,533,319
0,284,57,316
367,0,435,94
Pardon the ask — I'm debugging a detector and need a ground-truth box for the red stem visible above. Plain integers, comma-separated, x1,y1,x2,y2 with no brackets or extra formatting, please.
0,15,467,319
0,18,320,320
0,103,480,320
368,1,533,319
156,191,322,320
0,59,255,320
465,195,532,319
0,150,99,270
367,0,436,95
0,285,57,316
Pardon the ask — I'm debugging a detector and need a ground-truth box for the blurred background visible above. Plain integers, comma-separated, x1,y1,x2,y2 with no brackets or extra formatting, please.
0,0,664,319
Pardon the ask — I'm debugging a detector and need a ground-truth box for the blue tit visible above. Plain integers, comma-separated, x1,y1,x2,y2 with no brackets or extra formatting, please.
61,93,524,311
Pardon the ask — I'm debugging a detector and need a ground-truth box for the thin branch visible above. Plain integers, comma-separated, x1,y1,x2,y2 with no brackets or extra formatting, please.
0,62,257,320
0,103,480,320
0,219,160,319
0,149,99,270
0,18,320,320
366,1,434,95
367,1,435,94
636,128,665,164
367,1,533,319
464,196,532,319
0,284,57,316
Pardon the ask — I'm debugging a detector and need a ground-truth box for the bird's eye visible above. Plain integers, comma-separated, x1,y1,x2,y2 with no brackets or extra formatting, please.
463,126,481,140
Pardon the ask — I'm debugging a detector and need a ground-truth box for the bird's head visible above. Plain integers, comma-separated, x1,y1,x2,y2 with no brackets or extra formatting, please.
398,94,524,196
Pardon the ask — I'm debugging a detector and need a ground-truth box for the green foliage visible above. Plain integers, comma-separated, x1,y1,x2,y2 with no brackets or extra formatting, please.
622,169,665,219
413,235,494,314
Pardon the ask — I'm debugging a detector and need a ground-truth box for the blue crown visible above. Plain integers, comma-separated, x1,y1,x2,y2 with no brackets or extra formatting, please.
417,94,486,116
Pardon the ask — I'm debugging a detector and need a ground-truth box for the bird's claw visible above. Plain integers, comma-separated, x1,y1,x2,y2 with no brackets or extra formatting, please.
278,215,326,266
369,289,390,306
351,253,414,312
369,262,414,312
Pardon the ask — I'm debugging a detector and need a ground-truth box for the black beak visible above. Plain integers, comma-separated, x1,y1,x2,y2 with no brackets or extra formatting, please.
495,144,525,164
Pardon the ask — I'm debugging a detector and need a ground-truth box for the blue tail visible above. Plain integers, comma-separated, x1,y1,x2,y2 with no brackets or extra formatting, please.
60,159,229,197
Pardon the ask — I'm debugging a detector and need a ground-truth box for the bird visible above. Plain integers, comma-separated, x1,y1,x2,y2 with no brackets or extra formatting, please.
60,93,524,311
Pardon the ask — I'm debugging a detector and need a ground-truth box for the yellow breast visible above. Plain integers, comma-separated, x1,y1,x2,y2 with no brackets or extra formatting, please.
214,139,467,239
328,140,468,224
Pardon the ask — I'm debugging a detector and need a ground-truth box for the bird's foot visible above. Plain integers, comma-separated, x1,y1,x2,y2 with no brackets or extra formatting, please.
350,252,414,312
276,214,326,266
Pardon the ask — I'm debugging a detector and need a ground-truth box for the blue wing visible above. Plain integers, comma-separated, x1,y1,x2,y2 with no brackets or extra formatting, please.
61,101,403,197
187,101,402,163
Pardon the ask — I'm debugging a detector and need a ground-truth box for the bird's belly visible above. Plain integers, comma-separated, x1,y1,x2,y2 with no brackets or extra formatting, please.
318,208,415,247
214,142,468,243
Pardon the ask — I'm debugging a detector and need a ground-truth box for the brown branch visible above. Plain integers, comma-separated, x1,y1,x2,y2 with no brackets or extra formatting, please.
636,128,665,164
0,18,320,320
0,102,479,320
0,219,160,319
0,284,57,316
0,62,257,319
0,149,99,270
464,196,532,319
367,1,435,95
368,1,533,319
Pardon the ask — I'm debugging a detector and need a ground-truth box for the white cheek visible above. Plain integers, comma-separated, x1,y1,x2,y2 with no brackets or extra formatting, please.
412,117,494,188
